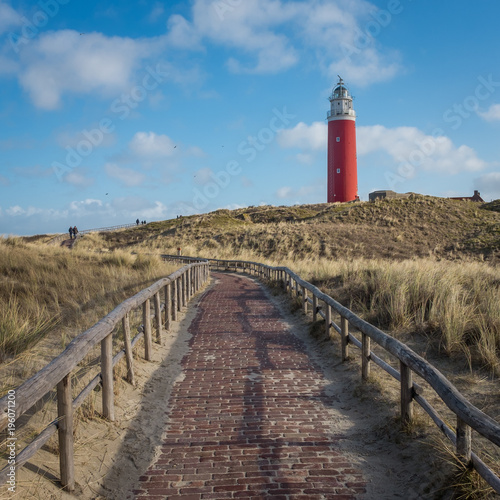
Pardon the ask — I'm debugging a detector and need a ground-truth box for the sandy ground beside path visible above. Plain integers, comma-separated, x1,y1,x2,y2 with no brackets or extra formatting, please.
2,273,454,499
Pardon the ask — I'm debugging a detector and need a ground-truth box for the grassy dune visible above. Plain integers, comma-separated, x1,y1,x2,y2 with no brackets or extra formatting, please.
4,195,499,374
99,196,500,262
86,196,500,373
0,237,177,364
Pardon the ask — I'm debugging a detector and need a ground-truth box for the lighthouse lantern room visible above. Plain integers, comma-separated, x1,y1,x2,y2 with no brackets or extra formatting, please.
327,76,358,203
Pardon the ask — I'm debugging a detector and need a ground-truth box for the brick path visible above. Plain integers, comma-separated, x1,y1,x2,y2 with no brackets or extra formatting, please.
133,273,366,499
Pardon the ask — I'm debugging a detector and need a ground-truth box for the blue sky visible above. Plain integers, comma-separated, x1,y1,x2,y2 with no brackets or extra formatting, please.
1,0,500,236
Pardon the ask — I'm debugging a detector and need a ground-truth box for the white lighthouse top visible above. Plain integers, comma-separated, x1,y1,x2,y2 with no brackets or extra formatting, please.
327,76,356,121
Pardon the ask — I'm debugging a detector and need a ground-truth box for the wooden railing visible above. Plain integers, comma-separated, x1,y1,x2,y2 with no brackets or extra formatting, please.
0,260,209,491
195,256,500,493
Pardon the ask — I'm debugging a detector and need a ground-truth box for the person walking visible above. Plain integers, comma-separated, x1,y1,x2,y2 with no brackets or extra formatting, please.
68,227,73,239
73,226,78,239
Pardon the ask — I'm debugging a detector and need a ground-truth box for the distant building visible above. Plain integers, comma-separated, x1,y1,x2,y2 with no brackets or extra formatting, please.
449,190,484,202
368,190,411,202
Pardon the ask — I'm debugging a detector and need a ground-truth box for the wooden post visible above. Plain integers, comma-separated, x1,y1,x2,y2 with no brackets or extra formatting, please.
154,292,162,343
143,299,152,361
57,374,75,491
181,273,187,308
341,316,349,361
187,268,192,301
101,333,114,421
362,333,371,380
325,303,331,338
172,278,178,321
302,286,308,314
400,361,413,424
165,284,171,331
457,418,472,464
122,314,135,385
177,277,182,311
312,294,318,322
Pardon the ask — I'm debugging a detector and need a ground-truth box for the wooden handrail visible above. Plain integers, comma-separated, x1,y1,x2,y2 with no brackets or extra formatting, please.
0,260,209,491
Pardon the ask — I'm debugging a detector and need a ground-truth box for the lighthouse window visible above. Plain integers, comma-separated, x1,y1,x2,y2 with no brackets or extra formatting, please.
336,137,340,142
337,169,341,174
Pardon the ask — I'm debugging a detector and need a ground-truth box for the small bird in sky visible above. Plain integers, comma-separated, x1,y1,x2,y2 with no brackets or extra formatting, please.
174,145,177,148
106,193,108,195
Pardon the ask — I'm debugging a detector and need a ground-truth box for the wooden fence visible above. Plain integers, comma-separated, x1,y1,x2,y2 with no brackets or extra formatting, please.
189,256,499,493
0,260,209,491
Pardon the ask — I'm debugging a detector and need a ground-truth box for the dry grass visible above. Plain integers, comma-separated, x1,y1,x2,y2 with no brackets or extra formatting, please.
67,198,500,374
96,196,500,263
286,258,500,375
0,237,177,387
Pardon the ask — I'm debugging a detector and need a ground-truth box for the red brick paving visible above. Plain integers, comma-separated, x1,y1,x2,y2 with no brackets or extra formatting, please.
134,273,366,499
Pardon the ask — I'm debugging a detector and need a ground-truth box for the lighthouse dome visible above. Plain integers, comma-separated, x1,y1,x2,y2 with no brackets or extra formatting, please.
333,83,350,99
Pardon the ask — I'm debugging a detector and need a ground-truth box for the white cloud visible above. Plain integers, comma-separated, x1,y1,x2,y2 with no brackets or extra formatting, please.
277,121,327,151
6,0,402,110
129,131,176,157
189,0,299,74
477,103,500,122
6,205,25,216
278,121,489,175
165,0,398,83
357,125,487,174
166,14,202,49
333,47,400,87
17,30,164,109
68,199,103,214
104,163,146,187
0,2,22,35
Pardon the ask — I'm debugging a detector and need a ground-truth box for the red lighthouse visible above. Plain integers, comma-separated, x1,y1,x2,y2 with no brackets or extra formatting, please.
327,77,358,203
